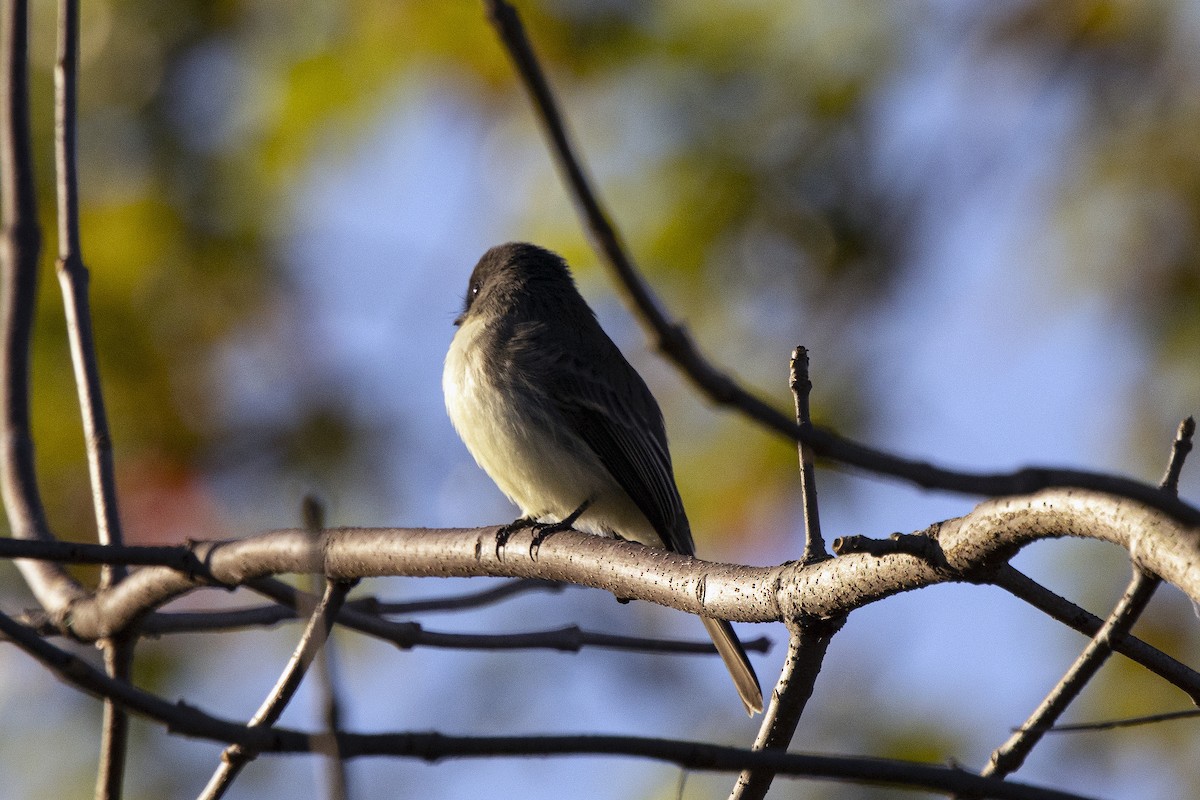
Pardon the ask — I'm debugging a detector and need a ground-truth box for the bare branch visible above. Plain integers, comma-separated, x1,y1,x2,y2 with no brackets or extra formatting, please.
0,603,1103,800
837,528,1200,698
1160,416,1195,493
311,605,349,800
982,567,1161,782
23,489,1193,705
977,417,1197,780
243,575,772,655
482,0,1200,529
53,2,133,794
791,347,827,564
990,566,1200,703
731,620,842,800
143,611,772,656
302,495,349,800
349,578,564,615
198,579,351,800
0,536,213,570
729,348,838,799
1042,708,1200,733
96,643,132,800
0,0,84,621
55,0,124,562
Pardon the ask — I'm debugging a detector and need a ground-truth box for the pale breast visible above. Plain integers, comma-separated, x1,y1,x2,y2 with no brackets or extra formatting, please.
443,317,661,547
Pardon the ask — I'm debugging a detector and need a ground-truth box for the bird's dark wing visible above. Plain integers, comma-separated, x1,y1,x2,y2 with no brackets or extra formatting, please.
547,342,695,556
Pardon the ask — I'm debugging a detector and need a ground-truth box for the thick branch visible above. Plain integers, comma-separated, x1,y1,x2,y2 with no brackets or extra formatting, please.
41,491,1198,686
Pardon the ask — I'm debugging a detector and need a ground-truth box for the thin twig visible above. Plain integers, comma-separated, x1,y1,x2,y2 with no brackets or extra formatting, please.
0,536,210,570
1160,417,1195,493
0,605,1102,800
312,621,349,800
482,0,1200,529
55,0,123,564
198,579,351,800
53,3,132,795
301,496,350,800
730,621,842,800
246,576,772,655
979,418,1194,783
348,578,564,615
729,348,837,799
790,347,827,563
1038,707,1200,733
981,567,1161,782
0,0,84,620
991,566,1200,703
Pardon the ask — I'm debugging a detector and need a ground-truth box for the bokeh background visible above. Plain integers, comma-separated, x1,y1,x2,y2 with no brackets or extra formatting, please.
2,1,1200,797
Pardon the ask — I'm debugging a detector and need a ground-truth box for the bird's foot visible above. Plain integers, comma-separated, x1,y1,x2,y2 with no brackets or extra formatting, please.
528,500,592,559
495,516,535,558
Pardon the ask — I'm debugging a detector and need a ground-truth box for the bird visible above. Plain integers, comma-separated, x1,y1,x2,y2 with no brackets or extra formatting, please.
442,241,763,715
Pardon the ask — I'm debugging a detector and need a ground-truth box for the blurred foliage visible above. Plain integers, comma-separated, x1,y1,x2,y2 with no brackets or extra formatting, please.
2,0,1200,797
984,0,1200,461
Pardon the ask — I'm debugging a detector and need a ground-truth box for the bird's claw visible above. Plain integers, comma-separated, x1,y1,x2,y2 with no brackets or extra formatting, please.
527,519,569,559
495,517,534,558
496,500,593,560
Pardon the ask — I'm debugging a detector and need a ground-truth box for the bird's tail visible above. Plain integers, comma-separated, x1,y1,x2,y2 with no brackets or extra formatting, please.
701,616,763,716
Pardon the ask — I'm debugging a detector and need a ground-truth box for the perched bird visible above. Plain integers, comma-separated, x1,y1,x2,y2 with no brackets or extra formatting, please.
443,242,763,715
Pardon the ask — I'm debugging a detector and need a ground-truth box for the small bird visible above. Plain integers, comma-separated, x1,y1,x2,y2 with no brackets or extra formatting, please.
443,242,763,715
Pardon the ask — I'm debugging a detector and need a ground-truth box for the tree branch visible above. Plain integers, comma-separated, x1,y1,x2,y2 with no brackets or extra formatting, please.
53,3,133,794
833,534,1200,698
978,417,1195,783
0,535,214,570
0,0,85,621
142,606,773,655
791,347,827,564
982,566,1161,782
731,620,841,800
731,348,838,799
55,0,123,564
198,579,351,800
348,578,564,615
12,489,1186,704
481,0,1200,530
311,588,349,800
1042,707,1200,733
988,565,1200,703
0,603,1100,800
